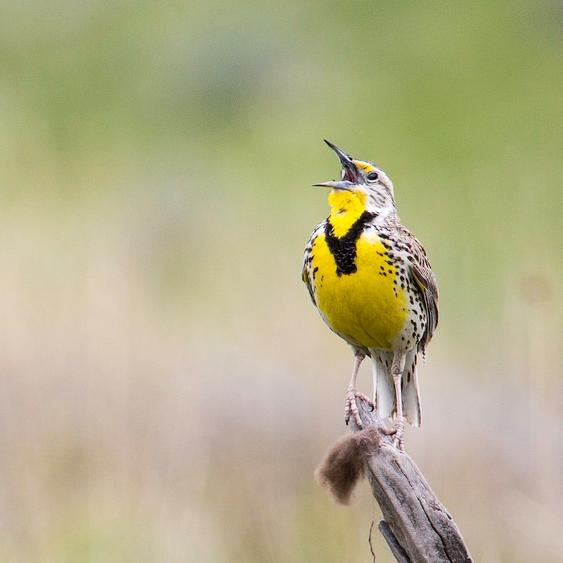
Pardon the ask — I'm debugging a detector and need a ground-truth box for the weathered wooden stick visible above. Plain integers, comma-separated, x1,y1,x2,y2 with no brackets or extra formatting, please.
378,520,411,563
316,397,473,563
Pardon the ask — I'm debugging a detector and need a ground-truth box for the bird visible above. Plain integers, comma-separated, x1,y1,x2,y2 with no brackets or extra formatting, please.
302,140,438,449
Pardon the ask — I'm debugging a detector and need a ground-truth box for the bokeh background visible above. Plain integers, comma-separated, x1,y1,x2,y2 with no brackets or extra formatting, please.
0,1,561,561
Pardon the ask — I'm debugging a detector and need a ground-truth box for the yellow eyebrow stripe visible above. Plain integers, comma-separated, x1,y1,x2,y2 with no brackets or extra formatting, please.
352,159,376,172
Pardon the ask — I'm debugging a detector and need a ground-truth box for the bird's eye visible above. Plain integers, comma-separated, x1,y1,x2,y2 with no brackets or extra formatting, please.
367,171,379,182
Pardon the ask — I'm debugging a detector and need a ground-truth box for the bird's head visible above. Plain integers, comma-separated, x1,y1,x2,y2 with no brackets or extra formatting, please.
315,140,396,220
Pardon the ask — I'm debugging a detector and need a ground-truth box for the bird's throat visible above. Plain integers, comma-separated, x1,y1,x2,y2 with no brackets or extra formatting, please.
328,190,368,238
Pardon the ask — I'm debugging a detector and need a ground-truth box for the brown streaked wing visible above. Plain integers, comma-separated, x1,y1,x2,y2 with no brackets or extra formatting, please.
397,225,439,352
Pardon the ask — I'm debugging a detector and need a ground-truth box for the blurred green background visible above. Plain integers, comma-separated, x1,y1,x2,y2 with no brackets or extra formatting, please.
0,1,561,561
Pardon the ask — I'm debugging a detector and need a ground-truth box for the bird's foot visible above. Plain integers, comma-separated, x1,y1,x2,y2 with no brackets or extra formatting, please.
390,418,406,451
344,389,374,428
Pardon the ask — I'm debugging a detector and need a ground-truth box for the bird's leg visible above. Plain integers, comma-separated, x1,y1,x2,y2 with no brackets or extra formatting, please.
344,351,373,428
390,352,407,450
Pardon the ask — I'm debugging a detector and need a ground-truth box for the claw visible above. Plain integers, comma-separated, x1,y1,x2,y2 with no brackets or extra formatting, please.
391,419,406,451
356,392,375,410
344,390,374,428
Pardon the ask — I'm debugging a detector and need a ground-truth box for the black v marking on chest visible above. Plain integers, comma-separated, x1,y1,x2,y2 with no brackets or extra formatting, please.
325,211,375,276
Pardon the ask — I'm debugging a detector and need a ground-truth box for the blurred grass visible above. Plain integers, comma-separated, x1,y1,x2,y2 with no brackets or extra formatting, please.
0,1,561,561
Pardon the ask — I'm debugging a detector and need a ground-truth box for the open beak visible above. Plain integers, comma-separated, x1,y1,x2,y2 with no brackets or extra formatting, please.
313,139,359,189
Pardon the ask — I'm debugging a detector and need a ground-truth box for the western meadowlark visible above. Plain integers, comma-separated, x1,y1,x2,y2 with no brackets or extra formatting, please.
302,140,438,449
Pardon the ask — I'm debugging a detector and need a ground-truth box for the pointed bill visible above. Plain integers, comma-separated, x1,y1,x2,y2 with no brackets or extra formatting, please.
318,139,360,184
312,180,354,190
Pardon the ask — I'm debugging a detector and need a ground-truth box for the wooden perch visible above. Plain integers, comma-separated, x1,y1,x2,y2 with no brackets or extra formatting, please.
316,397,473,563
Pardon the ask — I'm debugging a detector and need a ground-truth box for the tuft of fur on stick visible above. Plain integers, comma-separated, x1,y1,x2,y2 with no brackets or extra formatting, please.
315,427,383,504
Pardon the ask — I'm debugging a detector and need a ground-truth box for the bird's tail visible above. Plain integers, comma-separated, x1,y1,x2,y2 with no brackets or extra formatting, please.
370,350,421,427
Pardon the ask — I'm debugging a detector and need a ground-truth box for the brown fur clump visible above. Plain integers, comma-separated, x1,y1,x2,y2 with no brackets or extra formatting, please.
315,427,382,505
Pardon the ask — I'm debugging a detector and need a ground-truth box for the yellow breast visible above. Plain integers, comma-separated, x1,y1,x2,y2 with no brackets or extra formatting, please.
310,232,408,350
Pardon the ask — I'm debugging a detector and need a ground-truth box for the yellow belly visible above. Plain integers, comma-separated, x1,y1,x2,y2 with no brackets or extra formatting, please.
311,233,408,349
